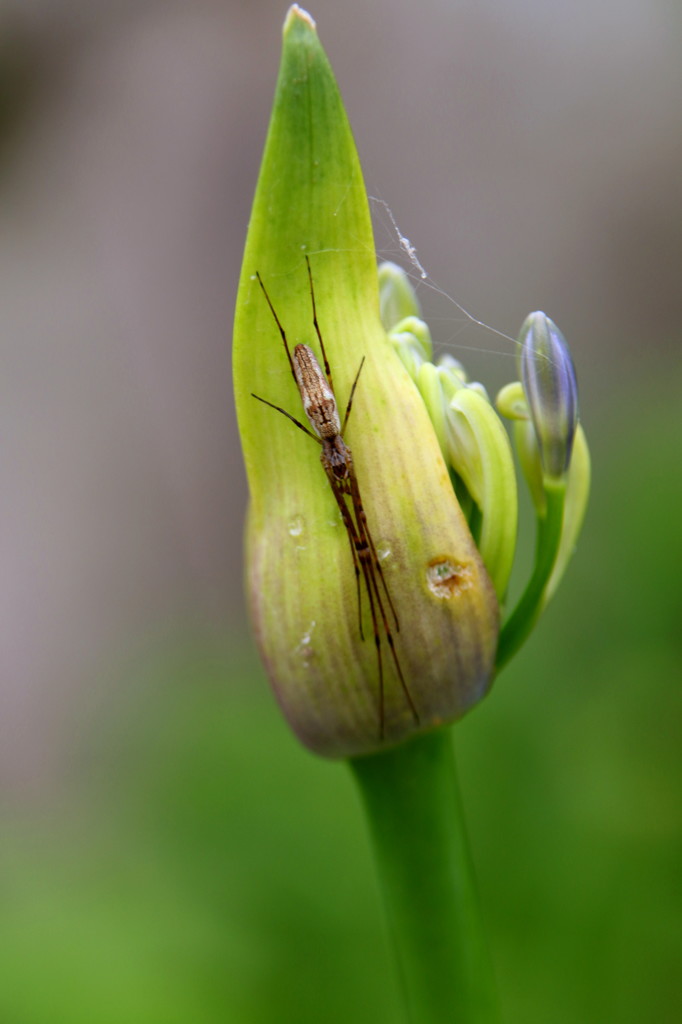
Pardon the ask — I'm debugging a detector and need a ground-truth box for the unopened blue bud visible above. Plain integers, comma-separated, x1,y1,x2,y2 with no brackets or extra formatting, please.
519,312,578,479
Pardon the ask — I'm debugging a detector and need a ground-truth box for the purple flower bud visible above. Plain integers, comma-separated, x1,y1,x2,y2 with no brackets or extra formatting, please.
519,312,579,478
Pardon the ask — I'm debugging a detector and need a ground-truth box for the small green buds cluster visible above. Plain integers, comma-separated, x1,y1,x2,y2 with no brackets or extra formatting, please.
380,264,590,668
380,263,518,604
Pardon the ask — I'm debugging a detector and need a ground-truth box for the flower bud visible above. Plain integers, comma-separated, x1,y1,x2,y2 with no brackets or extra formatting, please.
443,386,518,600
519,312,578,479
378,261,421,331
415,362,449,458
233,6,499,759
496,381,546,513
410,360,517,600
495,360,590,654
388,316,433,381
437,353,468,382
543,423,591,603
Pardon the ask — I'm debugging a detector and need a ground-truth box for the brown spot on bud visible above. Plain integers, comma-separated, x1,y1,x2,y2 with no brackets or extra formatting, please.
426,558,473,599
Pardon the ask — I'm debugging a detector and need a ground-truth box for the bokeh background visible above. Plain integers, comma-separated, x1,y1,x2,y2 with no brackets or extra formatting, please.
2,0,680,1021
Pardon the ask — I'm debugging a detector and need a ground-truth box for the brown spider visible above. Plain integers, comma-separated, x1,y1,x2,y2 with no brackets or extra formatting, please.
252,257,420,739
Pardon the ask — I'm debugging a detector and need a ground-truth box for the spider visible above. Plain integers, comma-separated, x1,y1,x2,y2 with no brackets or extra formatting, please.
251,257,420,739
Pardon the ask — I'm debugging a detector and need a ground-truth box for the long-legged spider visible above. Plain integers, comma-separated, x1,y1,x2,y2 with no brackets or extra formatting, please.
251,257,420,739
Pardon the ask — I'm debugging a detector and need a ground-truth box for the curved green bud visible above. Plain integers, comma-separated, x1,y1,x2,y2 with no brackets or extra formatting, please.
388,316,433,382
519,312,578,479
412,359,517,598
415,362,449,458
388,330,426,382
437,357,490,406
378,261,421,330
495,380,526,421
437,356,468,394
233,7,499,759
390,315,433,362
444,387,518,600
513,417,547,515
544,424,591,603
497,382,546,514
495,365,590,665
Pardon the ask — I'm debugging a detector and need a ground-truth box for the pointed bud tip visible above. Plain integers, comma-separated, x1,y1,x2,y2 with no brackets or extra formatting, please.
285,4,317,33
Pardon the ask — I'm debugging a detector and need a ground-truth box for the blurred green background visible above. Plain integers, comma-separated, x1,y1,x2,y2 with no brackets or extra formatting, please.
2,1,680,1022
3,379,681,1024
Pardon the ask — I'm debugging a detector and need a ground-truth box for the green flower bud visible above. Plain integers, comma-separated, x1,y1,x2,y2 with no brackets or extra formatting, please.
389,331,426,382
519,312,578,479
497,376,590,566
437,353,468,382
233,6,499,758
415,362,449,458
543,423,591,604
410,360,517,600
495,380,527,421
443,386,518,600
390,316,433,362
496,381,546,513
378,260,421,330
494,338,590,666
513,417,547,514
388,316,433,382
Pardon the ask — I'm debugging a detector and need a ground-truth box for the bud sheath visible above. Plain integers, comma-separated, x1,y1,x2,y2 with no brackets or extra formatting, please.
233,7,499,757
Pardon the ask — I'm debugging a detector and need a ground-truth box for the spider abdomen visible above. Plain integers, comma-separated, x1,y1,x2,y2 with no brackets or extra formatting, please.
293,343,341,439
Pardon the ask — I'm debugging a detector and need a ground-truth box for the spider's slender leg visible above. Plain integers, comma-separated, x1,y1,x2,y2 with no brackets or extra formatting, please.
361,555,386,741
341,357,365,435
255,272,297,385
349,469,400,631
349,469,420,726
255,263,416,739
349,509,387,740
323,463,364,643
305,256,334,393
251,394,322,444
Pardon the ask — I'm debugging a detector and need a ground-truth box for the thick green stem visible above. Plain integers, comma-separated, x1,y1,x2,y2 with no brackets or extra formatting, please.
350,729,498,1024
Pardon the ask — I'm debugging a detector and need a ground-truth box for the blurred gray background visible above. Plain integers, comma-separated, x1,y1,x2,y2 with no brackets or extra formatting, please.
2,0,680,796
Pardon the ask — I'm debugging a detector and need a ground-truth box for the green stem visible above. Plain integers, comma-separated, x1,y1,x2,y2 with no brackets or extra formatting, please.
496,478,566,669
350,729,498,1024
